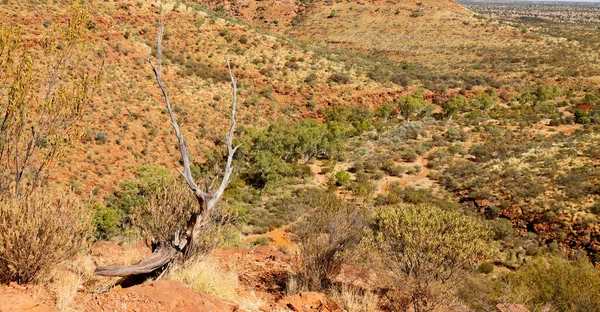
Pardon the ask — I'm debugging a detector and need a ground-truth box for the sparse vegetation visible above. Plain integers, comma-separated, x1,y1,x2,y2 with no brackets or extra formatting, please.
374,203,494,311
168,255,239,303
291,191,367,292
1,0,600,310
0,191,93,284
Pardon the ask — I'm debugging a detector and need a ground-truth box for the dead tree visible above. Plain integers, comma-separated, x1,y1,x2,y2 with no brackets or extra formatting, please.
94,19,239,277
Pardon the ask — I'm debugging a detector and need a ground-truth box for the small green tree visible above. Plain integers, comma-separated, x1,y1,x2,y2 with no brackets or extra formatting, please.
334,170,350,186
373,203,494,311
397,95,430,121
574,109,590,124
443,95,469,120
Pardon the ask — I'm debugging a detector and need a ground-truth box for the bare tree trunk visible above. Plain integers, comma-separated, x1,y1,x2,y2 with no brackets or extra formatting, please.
94,16,239,278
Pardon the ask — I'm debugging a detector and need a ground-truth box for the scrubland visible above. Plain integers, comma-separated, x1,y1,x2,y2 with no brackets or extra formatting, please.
1,0,600,311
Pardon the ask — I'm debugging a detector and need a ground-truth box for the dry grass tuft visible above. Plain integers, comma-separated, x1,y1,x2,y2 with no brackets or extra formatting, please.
329,284,379,312
52,271,81,312
0,191,93,284
167,255,238,303
236,291,268,312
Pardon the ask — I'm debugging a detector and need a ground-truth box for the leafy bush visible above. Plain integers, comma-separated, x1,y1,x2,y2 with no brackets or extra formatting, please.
0,7,101,197
95,131,109,143
92,204,121,240
334,170,351,186
373,203,494,311
387,122,424,142
591,201,600,214
292,192,368,291
477,262,494,274
103,165,172,237
397,94,430,121
0,191,93,283
461,256,600,312
250,237,270,247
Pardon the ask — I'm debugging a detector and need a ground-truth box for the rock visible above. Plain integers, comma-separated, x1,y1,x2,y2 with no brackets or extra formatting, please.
0,293,54,312
277,292,341,312
496,303,530,312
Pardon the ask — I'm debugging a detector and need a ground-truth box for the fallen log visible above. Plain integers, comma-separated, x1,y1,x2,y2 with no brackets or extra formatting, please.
94,242,177,277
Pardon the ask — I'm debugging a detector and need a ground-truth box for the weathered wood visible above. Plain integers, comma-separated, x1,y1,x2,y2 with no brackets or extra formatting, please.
94,15,239,279
94,243,177,277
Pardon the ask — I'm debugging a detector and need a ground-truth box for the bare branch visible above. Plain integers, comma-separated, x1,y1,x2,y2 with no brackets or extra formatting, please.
146,19,208,206
94,16,242,277
205,57,240,211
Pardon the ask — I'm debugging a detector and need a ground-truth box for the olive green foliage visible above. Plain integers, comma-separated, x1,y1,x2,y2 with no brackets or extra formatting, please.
292,191,368,291
0,191,93,283
334,170,351,186
243,188,315,234
328,72,350,84
396,91,431,121
324,104,374,135
374,203,494,311
387,122,424,142
443,95,469,119
98,165,171,239
477,262,494,274
241,111,356,189
374,185,460,211
461,256,600,312
92,203,121,240
511,256,600,311
0,4,101,197
574,108,590,124
241,118,347,188
472,93,495,110
376,102,394,120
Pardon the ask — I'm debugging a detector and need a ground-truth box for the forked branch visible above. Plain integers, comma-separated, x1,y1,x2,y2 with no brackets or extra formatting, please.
94,16,240,277
146,19,208,207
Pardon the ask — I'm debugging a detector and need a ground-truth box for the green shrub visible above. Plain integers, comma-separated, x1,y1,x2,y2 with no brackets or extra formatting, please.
462,256,600,312
251,237,271,247
373,203,494,311
95,131,108,143
591,201,600,214
93,204,121,240
334,170,351,186
478,262,494,274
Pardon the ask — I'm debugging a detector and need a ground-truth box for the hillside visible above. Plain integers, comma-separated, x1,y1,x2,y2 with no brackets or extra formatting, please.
202,0,600,89
1,0,407,196
2,1,600,312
